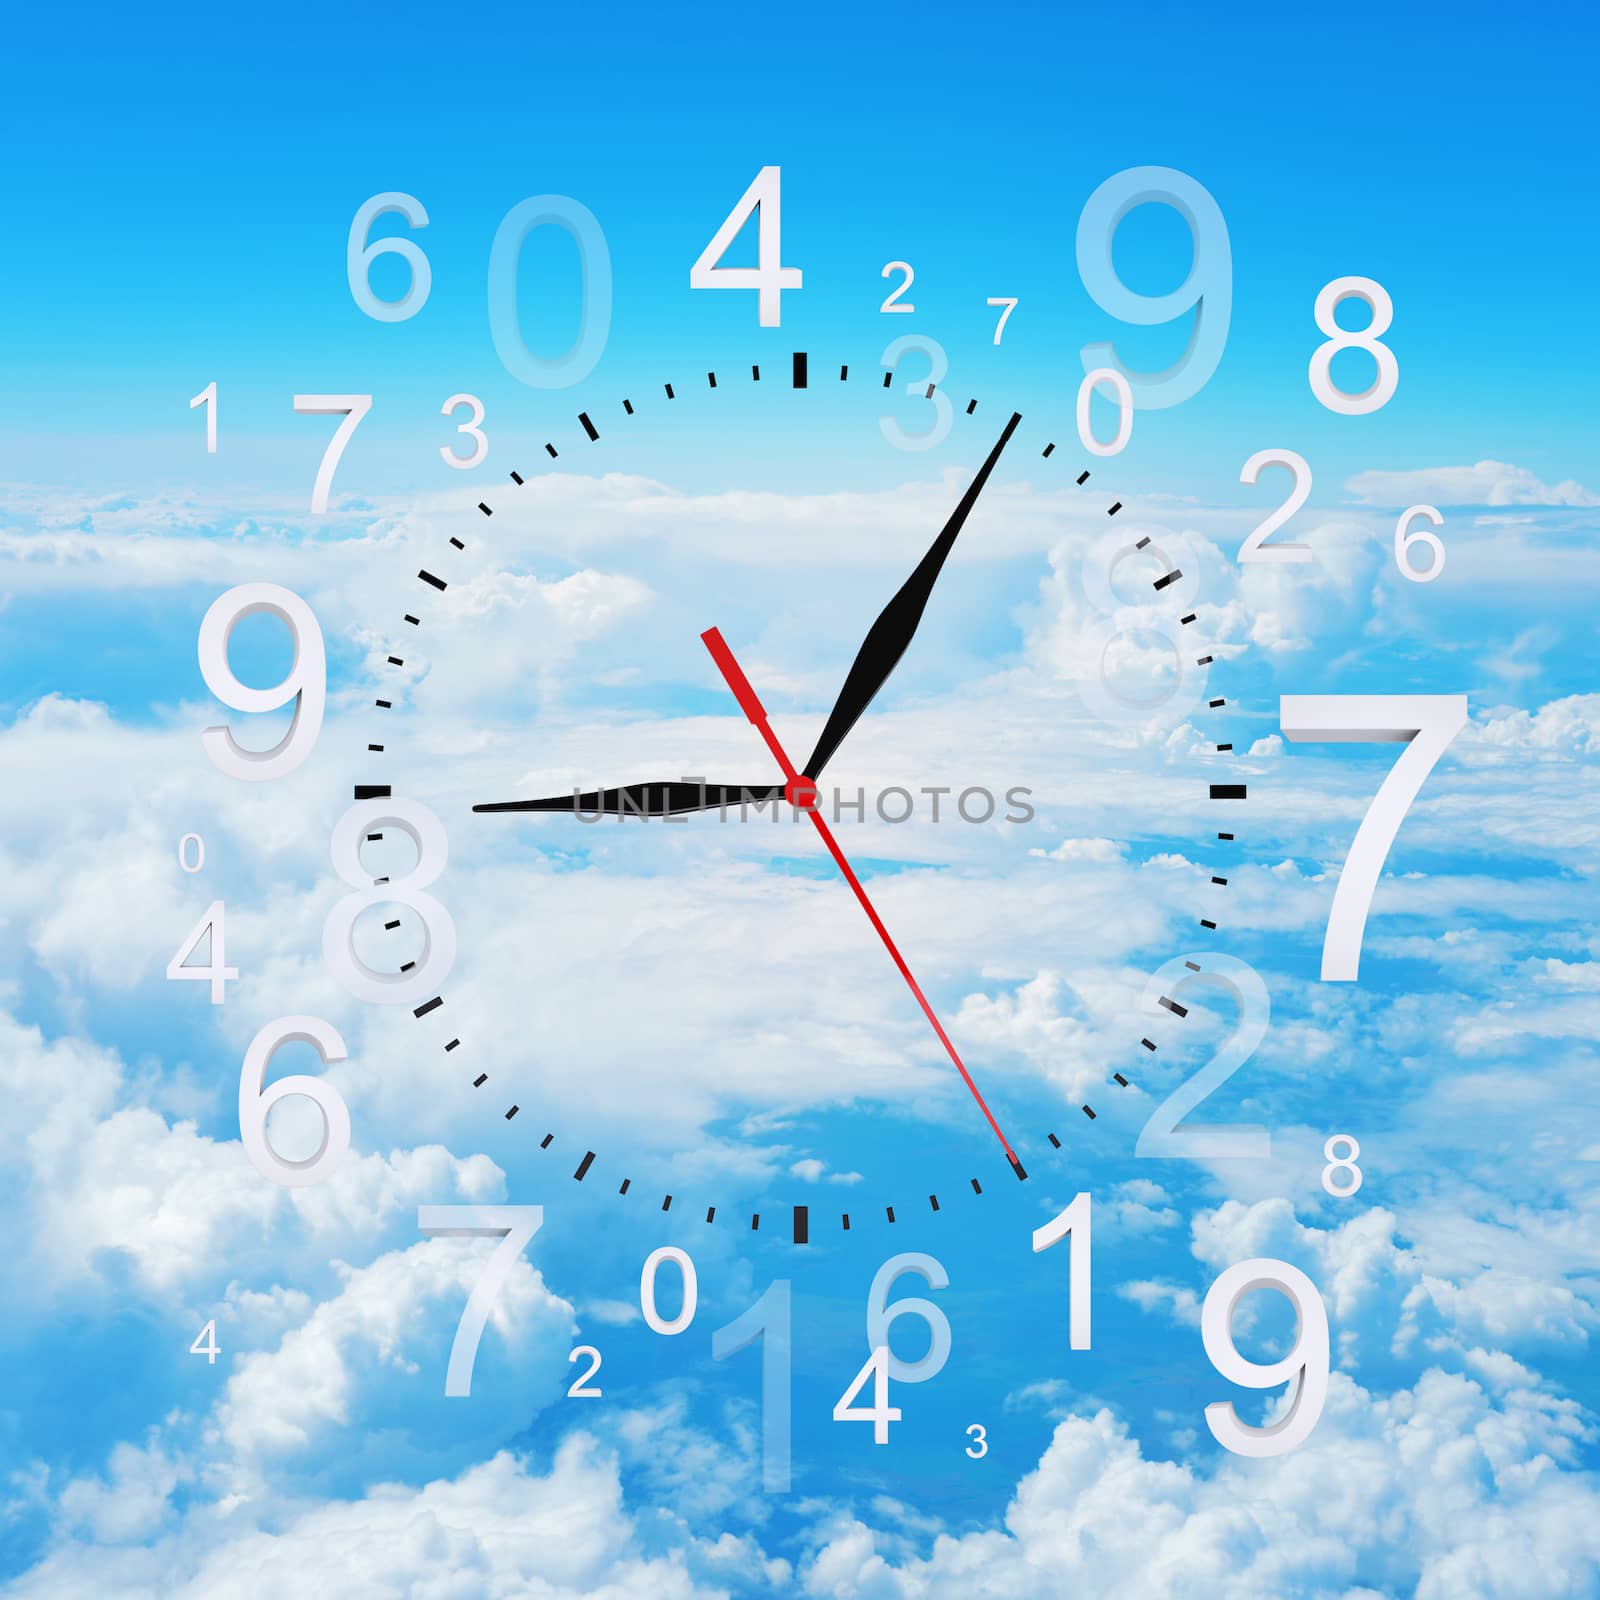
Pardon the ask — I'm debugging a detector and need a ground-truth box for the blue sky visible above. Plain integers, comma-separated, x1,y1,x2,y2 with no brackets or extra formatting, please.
4,4,1600,1597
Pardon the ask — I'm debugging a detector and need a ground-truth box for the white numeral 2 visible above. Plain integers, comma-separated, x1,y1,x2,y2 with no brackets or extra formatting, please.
1238,449,1312,563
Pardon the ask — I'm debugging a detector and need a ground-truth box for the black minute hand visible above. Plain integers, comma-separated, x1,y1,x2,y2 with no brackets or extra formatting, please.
799,411,1021,781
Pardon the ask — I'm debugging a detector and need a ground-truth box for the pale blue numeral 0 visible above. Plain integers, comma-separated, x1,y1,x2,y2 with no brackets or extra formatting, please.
487,196,612,389
1076,166,1231,410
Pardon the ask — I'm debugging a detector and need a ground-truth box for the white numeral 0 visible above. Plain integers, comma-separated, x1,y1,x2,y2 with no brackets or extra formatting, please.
1076,368,1133,457
199,584,326,782
239,1015,351,1188
640,1246,698,1336
1202,1258,1329,1457
323,799,456,1005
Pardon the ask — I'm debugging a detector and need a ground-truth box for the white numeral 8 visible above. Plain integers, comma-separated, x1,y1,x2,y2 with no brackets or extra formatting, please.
1308,276,1398,415
1201,1258,1329,1457
199,584,326,781
323,798,457,1005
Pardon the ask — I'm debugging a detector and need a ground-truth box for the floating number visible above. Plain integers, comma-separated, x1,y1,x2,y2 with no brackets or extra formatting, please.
1322,1134,1363,1197
965,1423,988,1459
166,900,238,1004
189,1319,221,1364
1279,695,1468,980
323,797,457,1006
238,1015,350,1189
439,394,487,470
418,1205,544,1397
987,295,1018,344
1309,276,1397,415
880,334,952,452
1395,504,1446,583
190,381,216,452
293,394,372,514
833,1347,901,1444
1202,1258,1329,1457
1032,1192,1091,1349
880,260,914,313
1136,954,1270,1160
488,196,612,388
866,1252,951,1384
1076,368,1133,457
1238,449,1313,564
347,192,432,322
567,1345,603,1398
198,583,326,782
177,833,205,873
712,1279,791,1493
1076,166,1232,409
640,1246,698,1336
689,165,801,328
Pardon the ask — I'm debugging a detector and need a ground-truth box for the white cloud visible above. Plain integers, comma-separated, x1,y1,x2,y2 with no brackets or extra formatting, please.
1346,461,1600,507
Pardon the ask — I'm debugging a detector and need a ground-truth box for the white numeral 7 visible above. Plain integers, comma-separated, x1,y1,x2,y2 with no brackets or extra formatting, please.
418,1204,542,1396
1280,695,1467,981
294,394,372,513
987,296,1018,344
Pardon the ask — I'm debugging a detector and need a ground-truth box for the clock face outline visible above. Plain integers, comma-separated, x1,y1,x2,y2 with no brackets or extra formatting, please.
323,347,1246,1245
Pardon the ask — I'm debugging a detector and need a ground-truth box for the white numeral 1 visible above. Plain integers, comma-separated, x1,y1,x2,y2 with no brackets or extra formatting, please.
293,394,372,514
418,1205,543,1397
1280,694,1467,980
190,381,217,452
1032,1193,1091,1349
712,1279,791,1492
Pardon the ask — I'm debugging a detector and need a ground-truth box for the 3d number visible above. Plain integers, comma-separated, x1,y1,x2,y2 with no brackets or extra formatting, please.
1136,954,1270,1159
1395,504,1446,582
348,192,432,322
1309,276,1397,415
879,260,914,313
640,1246,697,1336
987,296,1018,344
1076,368,1133,457
1238,449,1313,564
965,1423,988,1459
1202,1258,1329,1457
323,797,457,1006
567,1345,603,1398
712,1279,791,1493
880,334,952,452
293,394,372,513
238,1015,350,1189
190,381,216,452
1279,695,1468,980
189,1319,221,1364
1077,166,1232,409
1032,1192,1091,1349
177,833,205,872
689,166,801,328
198,583,326,782
418,1205,544,1397
833,1347,901,1444
440,394,488,470
1322,1134,1363,1197
866,1252,951,1384
166,900,238,1004
488,196,611,388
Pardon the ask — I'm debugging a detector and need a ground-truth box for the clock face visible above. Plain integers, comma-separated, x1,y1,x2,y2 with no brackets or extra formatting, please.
7,14,1600,1597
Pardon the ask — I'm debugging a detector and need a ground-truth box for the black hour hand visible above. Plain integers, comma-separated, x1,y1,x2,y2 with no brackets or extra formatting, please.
800,411,1021,780
474,780,785,817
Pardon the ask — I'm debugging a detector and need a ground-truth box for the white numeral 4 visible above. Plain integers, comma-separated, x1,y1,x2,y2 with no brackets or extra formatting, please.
418,1205,543,1396
1280,695,1467,980
293,394,372,514
189,1319,221,1364
166,900,238,1003
689,166,801,327
833,1346,901,1444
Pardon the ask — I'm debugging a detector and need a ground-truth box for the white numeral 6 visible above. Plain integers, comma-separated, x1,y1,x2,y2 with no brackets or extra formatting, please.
239,1015,351,1188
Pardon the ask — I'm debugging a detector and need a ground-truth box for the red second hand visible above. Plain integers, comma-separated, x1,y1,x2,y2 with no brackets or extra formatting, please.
701,626,1026,1181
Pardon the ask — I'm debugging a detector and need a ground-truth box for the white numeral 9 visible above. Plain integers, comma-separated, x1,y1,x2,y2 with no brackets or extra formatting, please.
239,1015,351,1188
323,798,457,1005
348,192,432,322
199,584,326,782
1201,1258,1329,1457
1076,166,1232,410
